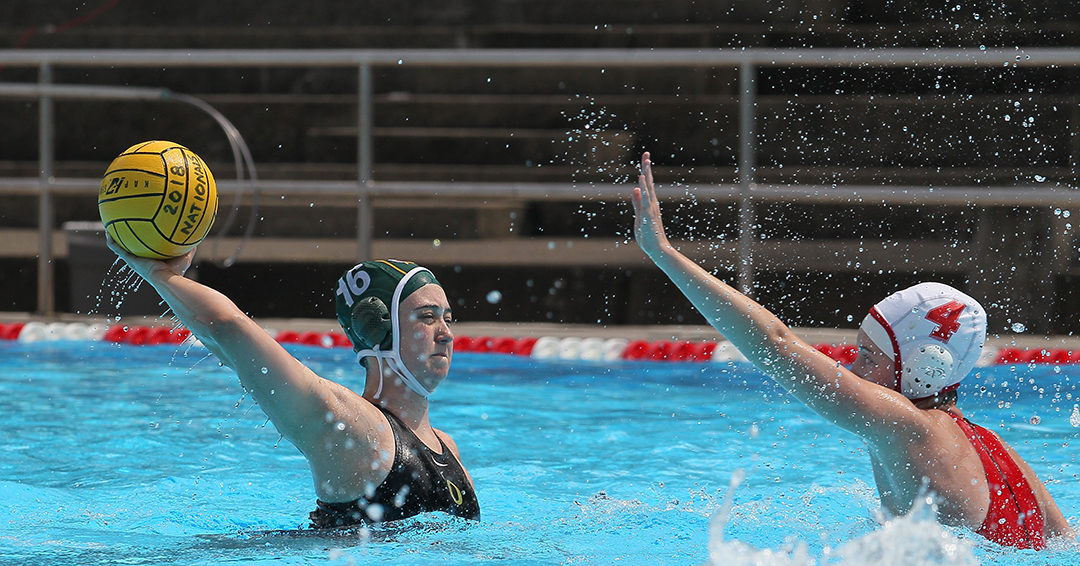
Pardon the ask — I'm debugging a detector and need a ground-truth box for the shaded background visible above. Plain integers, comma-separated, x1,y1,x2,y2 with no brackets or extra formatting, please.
1,1,1079,334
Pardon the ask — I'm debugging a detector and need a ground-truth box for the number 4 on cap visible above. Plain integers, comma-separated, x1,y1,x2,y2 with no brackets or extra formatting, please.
926,301,966,342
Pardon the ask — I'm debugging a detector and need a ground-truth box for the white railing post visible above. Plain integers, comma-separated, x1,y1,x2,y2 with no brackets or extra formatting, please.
357,63,374,260
36,62,55,316
737,63,757,294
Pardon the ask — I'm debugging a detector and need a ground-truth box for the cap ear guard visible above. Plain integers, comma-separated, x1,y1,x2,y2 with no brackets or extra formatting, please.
350,296,392,351
901,343,955,398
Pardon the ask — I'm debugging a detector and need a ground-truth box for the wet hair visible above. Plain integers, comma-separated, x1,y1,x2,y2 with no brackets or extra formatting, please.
913,387,959,411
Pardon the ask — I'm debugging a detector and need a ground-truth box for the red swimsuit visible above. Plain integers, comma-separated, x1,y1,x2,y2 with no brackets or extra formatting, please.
943,409,1046,549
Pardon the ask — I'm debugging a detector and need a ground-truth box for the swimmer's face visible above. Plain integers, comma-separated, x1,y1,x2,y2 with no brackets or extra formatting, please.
398,284,454,389
851,329,897,389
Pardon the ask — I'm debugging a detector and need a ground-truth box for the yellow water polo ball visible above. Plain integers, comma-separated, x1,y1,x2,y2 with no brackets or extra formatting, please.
99,141,218,259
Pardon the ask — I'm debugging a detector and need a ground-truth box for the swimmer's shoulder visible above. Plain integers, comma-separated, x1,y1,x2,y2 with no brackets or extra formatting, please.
290,377,392,447
433,427,463,459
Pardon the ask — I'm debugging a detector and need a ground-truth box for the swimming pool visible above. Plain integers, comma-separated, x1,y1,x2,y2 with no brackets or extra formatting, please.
2,340,1077,565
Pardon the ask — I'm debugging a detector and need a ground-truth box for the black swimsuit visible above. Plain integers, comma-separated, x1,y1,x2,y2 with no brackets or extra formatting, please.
308,407,480,527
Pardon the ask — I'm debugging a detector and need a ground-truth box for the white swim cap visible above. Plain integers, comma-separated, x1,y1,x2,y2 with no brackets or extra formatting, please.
859,282,986,401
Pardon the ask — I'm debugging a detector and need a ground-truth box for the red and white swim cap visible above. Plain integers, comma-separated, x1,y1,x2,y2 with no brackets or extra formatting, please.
859,282,987,400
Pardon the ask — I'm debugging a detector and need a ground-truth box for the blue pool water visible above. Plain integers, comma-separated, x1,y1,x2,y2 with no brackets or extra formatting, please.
1,340,1078,565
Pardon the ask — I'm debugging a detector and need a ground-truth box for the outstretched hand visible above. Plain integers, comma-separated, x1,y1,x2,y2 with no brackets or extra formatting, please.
630,151,672,260
106,234,195,282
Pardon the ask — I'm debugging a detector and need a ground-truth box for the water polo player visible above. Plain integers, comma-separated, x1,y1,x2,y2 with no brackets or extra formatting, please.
107,241,479,527
629,152,1071,549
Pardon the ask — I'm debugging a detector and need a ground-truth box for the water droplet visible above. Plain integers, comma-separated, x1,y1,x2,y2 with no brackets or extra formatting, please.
365,503,385,521
1029,415,1041,425
486,290,503,304
261,367,269,374
1010,322,1026,333
1070,405,1080,427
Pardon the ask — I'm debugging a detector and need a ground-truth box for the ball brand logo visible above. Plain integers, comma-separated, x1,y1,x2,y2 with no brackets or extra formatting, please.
336,268,372,307
102,176,124,195
101,176,151,196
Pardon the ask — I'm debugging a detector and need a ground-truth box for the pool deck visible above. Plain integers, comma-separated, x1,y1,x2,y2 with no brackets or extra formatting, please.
2,312,1078,350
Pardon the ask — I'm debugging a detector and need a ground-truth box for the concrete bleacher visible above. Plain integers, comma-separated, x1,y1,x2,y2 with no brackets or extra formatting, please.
2,2,1080,333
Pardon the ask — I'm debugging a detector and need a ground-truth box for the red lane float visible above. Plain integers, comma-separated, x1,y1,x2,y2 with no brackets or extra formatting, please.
275,330,300,344
995,347,1024,365
621,340,651,360
644,341,674,361
125,326,152,345
3,323,1080,367
512,337,538,356
298,331,326,347
470,336,495,353
490,336,517,354
104,325,129,343
0,323,24,340
100,325,193,345
167,328,191,344
453,336,536,356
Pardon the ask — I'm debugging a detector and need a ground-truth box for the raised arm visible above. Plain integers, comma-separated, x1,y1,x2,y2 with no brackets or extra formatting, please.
631,153,924,438
107,238,352,447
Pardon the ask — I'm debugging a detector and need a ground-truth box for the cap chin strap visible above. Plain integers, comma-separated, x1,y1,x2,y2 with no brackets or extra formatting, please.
355,266,434,399
355,347,431,399
861,308,904,394
860,310,896,361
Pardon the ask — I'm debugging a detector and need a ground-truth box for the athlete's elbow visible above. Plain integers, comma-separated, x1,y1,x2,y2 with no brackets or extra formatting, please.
760,324,800,357
188,311,248,346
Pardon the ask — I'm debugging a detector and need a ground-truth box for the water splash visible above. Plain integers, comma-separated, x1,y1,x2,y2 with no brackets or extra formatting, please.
826,499,976,566
708,469,811,565
93,257,155,317
88,257,127,316
706,473,977,566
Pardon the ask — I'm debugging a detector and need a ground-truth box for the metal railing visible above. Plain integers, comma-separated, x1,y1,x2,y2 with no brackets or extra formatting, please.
2,48,1080,317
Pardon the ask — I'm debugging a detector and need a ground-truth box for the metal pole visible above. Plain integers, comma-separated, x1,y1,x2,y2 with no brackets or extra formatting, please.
737,63,757,294
36,62,55,316
357,63,374,260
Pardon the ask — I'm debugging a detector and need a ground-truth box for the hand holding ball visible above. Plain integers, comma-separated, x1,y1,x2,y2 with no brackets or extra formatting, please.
99,141,218,259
